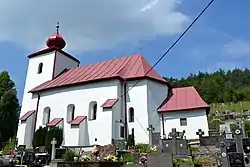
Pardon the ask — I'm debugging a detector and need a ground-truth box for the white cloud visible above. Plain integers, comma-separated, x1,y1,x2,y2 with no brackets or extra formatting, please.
0,0,189,52
223,39,250,58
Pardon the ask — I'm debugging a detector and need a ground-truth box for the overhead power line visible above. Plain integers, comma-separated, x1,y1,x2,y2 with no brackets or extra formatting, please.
120,0,215,98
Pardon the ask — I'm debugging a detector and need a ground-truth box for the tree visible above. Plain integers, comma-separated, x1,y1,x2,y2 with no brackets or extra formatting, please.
33,126,47,149
0,71,20,149
164,68,250,104
45,127,63,153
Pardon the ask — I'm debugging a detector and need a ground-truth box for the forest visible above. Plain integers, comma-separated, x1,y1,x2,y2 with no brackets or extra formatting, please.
164,68,250,104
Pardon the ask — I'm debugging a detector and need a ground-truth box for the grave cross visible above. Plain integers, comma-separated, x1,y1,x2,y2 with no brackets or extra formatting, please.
169,128,177,155
196,129,204,145
51,138,57,162
234,123,244,153
147,124,155,146
219,141,229,167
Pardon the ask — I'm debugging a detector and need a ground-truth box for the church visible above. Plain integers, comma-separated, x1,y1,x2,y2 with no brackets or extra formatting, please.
17,25,210,148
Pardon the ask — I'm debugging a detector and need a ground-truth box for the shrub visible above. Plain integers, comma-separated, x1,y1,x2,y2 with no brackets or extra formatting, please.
32,126,47,149
63,149,76,162
45,127,63,153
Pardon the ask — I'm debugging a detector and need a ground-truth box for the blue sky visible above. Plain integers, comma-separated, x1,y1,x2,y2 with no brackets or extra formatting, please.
0,0,249,100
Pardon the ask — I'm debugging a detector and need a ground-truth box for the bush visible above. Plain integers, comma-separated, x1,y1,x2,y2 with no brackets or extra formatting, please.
63,149,76,162
32,126,47,149
45,127,63,153
2,140,16,155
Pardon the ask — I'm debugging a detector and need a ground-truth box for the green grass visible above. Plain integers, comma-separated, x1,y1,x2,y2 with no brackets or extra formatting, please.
210,101,250,112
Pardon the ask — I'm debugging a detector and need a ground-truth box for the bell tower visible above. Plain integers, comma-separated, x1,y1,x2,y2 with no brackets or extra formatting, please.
17,23,80,148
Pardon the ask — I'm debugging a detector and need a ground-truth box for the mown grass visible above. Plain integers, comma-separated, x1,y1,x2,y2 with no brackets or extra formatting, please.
210,101,250,112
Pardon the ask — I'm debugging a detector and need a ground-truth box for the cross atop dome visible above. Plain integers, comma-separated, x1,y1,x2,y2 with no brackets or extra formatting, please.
46,22,66,50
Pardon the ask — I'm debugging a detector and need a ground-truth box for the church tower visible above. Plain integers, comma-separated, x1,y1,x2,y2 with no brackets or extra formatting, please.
17,23,80,148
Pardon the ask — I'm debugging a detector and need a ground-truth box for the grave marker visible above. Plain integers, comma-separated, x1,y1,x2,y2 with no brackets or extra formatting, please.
147,124,155,146
169,128,177,155
234,124,244,153
51,138,57,162
219,141,229,167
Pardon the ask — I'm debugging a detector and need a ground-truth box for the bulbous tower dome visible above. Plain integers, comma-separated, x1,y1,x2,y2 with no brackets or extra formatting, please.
46,22,66,49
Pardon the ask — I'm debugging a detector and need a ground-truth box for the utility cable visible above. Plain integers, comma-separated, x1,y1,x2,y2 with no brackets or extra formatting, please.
120,0,215,98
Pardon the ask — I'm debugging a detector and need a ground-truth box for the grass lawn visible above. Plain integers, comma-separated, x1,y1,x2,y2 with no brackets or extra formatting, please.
210,101,250,112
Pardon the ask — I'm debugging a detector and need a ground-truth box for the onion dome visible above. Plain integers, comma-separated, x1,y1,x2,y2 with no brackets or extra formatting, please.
46,22,66,49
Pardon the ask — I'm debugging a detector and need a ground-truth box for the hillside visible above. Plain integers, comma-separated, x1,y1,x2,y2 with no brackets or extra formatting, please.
164,68,250,105
211,101,250,112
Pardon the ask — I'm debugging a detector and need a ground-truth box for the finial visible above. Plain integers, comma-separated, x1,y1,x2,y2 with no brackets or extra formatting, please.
56,22,60,34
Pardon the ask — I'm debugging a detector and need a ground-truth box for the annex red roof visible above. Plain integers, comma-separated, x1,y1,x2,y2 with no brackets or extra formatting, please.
101,99,118,108
19,110,35,121
30,54,168,93
69,116,87,125
47,118,63,127
158,86,210,112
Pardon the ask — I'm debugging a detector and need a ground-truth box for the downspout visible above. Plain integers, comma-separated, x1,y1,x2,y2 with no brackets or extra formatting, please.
33,93,41,134
123,80,128,143
161,112,166,138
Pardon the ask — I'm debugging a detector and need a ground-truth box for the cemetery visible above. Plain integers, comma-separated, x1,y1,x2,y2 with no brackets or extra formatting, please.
0,121,250,167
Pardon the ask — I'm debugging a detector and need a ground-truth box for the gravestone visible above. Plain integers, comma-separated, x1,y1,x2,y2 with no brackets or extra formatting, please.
228,152,245,167
219,141,229,167
162,128,189,157
234,126,244,153
242,138,250,153
51,138,57,162
147,125,155,146
99,144,116,158
169,128,177,155
226,139,237,153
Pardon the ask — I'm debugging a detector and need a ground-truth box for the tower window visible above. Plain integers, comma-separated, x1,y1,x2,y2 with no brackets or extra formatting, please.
129,107,134,122
38,63,43,74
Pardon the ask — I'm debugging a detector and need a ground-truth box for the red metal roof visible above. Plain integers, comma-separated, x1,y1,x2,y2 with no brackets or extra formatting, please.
158,86,210,112
101,99,118,108
47,118,63,127
30,54,168,93
19,110,35,121
69,116,87,125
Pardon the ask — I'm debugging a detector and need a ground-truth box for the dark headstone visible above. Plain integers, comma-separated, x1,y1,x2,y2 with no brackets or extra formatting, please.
162,139,172,154
226,139,237,153
219,141,229,167
152,132,160,145
242,138,250,153
55,148,66,159
228,152,245,167
176,139,189,155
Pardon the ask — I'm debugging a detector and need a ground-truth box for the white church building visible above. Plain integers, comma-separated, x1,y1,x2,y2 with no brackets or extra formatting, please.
17,25,210,148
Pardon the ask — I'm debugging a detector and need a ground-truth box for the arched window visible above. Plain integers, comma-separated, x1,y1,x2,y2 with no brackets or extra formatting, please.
88,101,97,120
67,104,75,122
43,107,51,125
129,107,134,122
37,63,43,74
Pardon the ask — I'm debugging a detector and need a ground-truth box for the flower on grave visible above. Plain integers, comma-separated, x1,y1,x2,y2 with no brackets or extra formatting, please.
172,158,177,164
92,146,99,157
80,155,91,162
103,154,118,162
9,158,19,165
139,155,147,165
149,146,157,152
